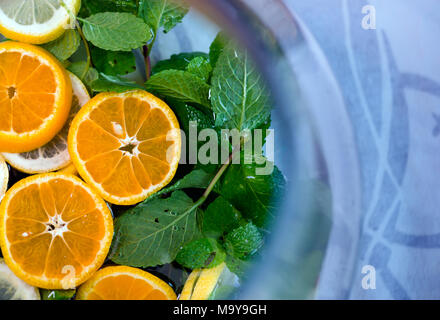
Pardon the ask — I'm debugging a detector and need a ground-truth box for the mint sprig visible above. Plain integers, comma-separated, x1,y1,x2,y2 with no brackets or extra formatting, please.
145,70,211,107
110,191,201,267
42,29,80,61
78,12,151,51
211,42,271,131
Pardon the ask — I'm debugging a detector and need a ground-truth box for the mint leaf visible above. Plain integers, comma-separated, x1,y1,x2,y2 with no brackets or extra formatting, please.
42,29,80,61
40,289,76,300
173,102,214,133
224,223,263,259
110,191,201,267
138,0,188,34
218,158,286,227
67,61,99,90
159,169,215,194
90,73,145,93
211,43,271,131
186,56,212,82
209,32,228,68
91,47,136,76
80,0,138,16
203,196,243,239
176,238,226,269
152,52,209,75
80,13,151,51
142,169,215,205
146,70,211,107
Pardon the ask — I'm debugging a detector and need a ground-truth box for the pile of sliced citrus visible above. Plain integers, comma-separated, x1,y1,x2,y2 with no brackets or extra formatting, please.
0,2,181,300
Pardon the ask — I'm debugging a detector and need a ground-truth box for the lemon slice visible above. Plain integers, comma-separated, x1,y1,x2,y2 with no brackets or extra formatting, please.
180,263,239,300
0,155,8,199
2,72,90,174
0,0,81,44
0,258,40,300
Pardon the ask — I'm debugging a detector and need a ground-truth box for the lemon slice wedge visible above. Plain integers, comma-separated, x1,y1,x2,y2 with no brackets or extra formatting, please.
0,155,8,200
0,258,40,300
180,263,239,300
0,0,81,44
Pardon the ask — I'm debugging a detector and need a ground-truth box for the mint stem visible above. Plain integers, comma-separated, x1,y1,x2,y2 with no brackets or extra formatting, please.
196,145,241,207
142,45,151,80
75,20,91,79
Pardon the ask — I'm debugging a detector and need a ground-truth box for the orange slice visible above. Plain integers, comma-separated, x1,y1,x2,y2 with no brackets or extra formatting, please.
2,72,90,173
76,266,177,300
0,173,113,289
0,41,72,153
68,90,181,205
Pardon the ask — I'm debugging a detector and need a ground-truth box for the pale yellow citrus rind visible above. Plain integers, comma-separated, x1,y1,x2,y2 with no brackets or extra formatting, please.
0,155,8,199
0,258,40,300
0,0,81,45
180,263,227,300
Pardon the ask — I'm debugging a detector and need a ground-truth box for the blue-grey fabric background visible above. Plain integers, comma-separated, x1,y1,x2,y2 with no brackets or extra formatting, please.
151,0,439,299
289,0,440,299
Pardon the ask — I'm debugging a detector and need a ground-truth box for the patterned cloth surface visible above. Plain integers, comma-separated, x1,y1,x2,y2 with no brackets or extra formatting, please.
152,0,439,299
288,0,440,299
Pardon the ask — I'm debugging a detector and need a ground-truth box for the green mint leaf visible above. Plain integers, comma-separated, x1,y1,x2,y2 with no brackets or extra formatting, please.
186,56,212,82
80,0,138,16
224,223,263,259
209,32,228,68
172,102,214,134
211,43,271,131
159,169,215,193
218,157,286,227
110,191,201,267
138,0,188,34
90,73,145,93
41,29,80,61
145,70,211,107
66,61,99,90
176,238,226,269
80,12,151,51
202,196,244,239
40,289,76,300
142,168,215,204
91,46,136,76
152,52,209,75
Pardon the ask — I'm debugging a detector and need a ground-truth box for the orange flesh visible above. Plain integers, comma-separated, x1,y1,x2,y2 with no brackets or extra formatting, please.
4,177,106,280
86,274,169,300
0,51,57,133
75,96,177,199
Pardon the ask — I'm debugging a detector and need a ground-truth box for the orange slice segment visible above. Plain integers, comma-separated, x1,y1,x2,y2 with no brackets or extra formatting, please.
0,173,113,289
0,41,72,153
68,90,181,205
2,72,90,174
76,266,177,300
